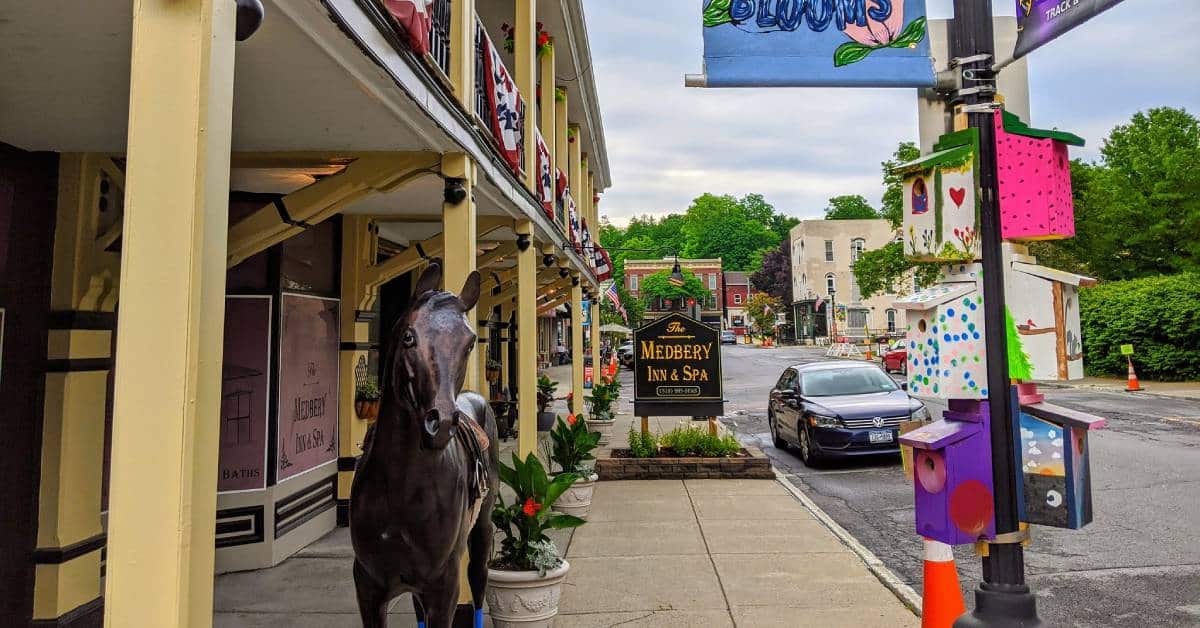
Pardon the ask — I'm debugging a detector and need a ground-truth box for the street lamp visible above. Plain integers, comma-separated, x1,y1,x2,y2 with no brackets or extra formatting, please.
667,254,685,287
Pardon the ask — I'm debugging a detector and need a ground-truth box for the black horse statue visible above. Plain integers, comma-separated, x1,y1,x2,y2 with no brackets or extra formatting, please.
350,262,499,628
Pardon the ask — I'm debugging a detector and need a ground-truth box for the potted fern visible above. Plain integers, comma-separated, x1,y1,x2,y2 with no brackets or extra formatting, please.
488,452,585,627
548,414,601,518
535,374,557,431
584,373,619,445
354,377,381,421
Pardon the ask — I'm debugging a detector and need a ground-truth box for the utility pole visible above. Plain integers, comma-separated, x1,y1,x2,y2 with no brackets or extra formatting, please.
949,1,1042,626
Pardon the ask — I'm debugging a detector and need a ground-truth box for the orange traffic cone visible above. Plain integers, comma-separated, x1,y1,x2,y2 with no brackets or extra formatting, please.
1126,356,1142,392
921,538,965,628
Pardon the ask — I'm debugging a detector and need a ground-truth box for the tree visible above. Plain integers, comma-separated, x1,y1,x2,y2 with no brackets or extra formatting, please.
599,283,644,328
750,239,793,306
639,268,708,304
681,193,779,270
880,141,920,228
745,293,782,336
1032,107,1200,280
823,194,880,220
851,241,941,299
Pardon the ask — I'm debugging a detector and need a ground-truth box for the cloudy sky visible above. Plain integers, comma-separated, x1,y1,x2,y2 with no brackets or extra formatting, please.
584,1,1200,225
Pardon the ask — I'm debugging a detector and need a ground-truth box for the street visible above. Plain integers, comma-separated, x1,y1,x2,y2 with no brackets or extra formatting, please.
620,343,1200,627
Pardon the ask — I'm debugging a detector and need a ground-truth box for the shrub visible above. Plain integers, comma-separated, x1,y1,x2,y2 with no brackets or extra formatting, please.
658,425,741,457
626,426,658,458
1079,273,1200,381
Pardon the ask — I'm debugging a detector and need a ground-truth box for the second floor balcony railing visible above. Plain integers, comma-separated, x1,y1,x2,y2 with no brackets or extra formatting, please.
475,20,526,180
428,0,452,78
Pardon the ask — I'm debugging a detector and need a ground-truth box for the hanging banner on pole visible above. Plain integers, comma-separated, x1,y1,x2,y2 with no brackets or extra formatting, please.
700,0,935,87
1014,0,1126,59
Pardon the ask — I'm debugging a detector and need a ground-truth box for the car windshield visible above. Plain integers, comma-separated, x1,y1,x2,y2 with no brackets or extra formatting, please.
801,367,898,397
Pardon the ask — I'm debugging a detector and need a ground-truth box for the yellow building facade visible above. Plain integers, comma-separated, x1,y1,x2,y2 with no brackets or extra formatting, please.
0,1,611,626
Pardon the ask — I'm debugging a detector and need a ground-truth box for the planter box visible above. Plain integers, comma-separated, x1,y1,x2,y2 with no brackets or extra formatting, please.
595,446,774,480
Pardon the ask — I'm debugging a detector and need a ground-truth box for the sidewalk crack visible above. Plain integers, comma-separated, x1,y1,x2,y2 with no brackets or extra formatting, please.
683,480,738,628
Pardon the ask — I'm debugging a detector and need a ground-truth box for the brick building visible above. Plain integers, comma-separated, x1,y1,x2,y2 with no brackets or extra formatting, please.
625,257,723,329
723,270,756,336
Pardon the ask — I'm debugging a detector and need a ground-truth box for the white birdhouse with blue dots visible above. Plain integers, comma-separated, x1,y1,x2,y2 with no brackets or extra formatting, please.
894,282,988,400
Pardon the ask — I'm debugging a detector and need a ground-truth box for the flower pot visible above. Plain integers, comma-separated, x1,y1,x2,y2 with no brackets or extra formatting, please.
354,399,380,421
486,369,501,383
485,560,569,628
550,474,597,518
537,411,556,432
585,415,615,446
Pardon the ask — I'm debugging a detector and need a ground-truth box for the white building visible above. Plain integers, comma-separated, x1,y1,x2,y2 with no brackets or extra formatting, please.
790,219,906,342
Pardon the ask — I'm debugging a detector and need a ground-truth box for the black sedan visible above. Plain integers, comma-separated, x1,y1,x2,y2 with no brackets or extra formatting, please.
767,361,928,466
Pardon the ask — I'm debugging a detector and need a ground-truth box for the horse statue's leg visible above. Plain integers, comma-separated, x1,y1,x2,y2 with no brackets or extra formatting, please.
412,595,426,628
353,560,390,628
462,392,500,628
419,572,461,628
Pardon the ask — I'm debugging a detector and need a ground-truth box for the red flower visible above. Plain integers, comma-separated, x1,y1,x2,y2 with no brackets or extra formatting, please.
537,32,550,48
522,497,541,517
567,413,577,426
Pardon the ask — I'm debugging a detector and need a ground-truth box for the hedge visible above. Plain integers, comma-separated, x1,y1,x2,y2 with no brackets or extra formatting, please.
1079,273,1200,381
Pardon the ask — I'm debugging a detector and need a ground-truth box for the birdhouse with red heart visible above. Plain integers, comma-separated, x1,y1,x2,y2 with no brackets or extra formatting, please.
896,129,981,262
994,110,1085,242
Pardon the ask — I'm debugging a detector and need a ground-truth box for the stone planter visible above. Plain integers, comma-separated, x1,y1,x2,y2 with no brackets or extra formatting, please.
550,473,597,518
485,560,570,628
585,415,615,446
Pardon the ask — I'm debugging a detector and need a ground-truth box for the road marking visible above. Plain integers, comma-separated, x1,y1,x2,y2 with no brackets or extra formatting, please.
1162,416,1200,427
773,469,923,616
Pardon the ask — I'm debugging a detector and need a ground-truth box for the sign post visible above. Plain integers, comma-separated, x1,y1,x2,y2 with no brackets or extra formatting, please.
633,313,724,433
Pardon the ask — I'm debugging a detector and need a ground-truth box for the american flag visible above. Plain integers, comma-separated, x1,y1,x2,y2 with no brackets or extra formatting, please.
605,282,627,324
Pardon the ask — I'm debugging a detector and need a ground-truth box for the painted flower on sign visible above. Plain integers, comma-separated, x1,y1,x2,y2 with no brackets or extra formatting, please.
835,3,927,67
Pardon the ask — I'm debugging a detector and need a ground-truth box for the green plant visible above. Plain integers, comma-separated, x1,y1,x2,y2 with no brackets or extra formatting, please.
487,358,502,371
1079,273,1200,381
626,426,658,458
549,414,600,475
355,377,380,402
536,375,558,414
657,425,741,457
491,452,586,575
588,374,620,419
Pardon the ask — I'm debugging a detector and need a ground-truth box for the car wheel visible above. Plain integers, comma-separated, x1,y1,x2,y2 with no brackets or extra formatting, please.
769,412,788,450
797,424,822,468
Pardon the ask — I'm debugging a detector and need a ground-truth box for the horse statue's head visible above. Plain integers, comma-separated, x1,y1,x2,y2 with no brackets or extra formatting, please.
385,261,481,450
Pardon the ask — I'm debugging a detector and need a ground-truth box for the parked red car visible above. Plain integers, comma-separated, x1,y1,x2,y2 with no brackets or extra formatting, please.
883,340,907,375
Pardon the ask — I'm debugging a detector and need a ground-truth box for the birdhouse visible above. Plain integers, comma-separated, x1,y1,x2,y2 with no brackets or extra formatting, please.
900,399,996,546
897,129,981,262
995,110,1085,242
1005,245,1096,381
894,282,988,400
1017,402,1105,529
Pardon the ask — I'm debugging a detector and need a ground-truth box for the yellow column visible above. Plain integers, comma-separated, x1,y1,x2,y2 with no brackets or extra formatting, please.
568,125,582,207
516,222,538,457
587,173,597,229
554,94,570,236
449,0,475,111
442,154,479,393
538,38,556,168
336,215,375,519
570,274,585,415
514,0,537,191
105,1,236,626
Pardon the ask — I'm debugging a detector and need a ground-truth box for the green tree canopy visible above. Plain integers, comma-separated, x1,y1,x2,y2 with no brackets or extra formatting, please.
880,141,920,228
823,194,880,220
639,268,708,303
745,293,781,336
681,193,780,270
600,283,644,328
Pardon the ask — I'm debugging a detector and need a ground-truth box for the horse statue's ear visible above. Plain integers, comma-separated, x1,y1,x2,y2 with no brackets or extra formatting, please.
459,271,481,311
414,262,443,296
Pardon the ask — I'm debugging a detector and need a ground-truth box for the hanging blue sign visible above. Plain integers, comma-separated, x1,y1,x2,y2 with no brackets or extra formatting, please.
701,0,935,87
1014,0,1127,59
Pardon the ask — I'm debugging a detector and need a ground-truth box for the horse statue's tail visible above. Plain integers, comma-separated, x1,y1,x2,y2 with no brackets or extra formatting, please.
456,391,498,628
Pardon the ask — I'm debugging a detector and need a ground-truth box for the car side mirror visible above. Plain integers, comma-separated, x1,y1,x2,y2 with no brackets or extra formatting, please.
900,382,908,391
779,389,796,399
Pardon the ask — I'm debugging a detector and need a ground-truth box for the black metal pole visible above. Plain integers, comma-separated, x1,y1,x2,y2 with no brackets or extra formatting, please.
949,2,1042,626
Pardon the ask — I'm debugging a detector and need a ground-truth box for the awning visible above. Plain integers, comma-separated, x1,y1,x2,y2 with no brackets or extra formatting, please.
599,323,631,335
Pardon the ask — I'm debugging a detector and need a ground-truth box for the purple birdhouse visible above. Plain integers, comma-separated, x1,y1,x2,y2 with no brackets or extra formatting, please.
995,110,1085,242
899,399,996,546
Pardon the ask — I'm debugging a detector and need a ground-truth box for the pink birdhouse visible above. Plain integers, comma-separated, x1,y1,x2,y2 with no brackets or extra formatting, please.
995,110,1085,242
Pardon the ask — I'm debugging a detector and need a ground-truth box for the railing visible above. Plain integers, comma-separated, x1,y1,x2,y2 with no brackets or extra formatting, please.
428,0,453,78
474,20,527,181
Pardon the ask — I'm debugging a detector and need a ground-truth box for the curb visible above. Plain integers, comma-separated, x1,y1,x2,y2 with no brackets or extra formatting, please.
1035,381,1200,402
773,469,923,616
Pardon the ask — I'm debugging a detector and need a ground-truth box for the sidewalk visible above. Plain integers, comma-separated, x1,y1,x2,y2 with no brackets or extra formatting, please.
1034,376,1200,401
